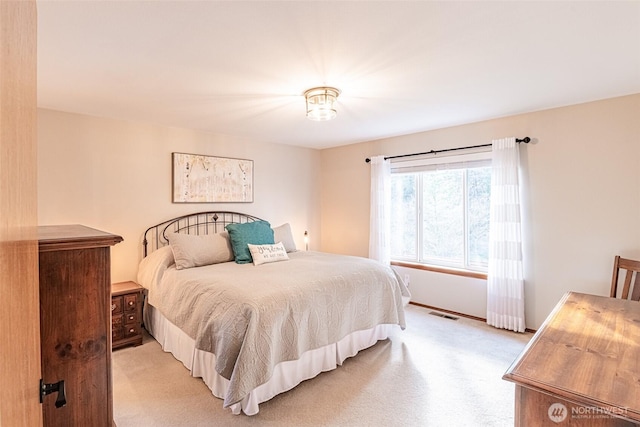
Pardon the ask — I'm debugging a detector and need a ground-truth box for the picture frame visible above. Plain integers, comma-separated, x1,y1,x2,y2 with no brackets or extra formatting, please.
172,152,253,203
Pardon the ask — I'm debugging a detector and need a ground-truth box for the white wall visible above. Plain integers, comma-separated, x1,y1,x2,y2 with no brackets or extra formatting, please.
320,94,640,329
38,109,321,283
38,95,640,329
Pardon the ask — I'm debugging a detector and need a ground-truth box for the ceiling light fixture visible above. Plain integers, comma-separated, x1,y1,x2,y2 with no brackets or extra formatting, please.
304,86,341,121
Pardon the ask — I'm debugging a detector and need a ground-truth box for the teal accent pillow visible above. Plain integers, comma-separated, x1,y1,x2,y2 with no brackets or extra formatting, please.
225,221,275,264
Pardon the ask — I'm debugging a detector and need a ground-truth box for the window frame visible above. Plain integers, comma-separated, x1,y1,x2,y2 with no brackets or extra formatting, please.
390,150,492,274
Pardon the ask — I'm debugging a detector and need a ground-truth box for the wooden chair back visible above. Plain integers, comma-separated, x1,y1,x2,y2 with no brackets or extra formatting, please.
610,256,640,301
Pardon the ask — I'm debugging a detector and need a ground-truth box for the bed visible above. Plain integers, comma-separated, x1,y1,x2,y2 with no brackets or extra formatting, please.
137,211,409,415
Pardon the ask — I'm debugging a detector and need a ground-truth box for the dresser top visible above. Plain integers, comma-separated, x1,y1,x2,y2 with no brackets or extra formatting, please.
38,224,123,252
503,291,640,422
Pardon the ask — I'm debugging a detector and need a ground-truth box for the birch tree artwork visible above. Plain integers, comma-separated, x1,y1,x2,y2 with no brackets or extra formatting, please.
172,153,253,203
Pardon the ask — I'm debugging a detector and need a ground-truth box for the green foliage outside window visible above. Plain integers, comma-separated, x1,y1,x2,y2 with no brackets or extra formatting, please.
390,164,491,271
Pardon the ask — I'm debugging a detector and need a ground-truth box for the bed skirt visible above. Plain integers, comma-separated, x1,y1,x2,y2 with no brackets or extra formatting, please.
144,303,393,415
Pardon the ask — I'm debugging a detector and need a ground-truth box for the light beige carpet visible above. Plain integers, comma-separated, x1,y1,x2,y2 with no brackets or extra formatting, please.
113,304,531,426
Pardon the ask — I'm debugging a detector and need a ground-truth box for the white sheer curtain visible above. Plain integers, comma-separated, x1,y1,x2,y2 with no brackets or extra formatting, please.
368,155,391,265
486,137,526,333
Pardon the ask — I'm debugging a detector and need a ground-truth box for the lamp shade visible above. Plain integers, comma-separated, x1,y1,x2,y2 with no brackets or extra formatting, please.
304,87,340,121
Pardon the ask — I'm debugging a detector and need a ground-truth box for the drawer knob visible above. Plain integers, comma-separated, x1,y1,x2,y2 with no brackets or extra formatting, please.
128,301,134,306
129,328,135,333
111,304,116,311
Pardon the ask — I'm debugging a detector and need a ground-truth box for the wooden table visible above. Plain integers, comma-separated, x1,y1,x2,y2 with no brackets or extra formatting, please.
503,292,640,426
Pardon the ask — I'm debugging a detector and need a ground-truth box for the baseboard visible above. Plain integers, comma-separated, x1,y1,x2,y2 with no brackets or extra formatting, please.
407,301,536,333
408,301,485,322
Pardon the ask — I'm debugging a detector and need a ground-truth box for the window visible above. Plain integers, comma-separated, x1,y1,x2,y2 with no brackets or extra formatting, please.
390,153,491,272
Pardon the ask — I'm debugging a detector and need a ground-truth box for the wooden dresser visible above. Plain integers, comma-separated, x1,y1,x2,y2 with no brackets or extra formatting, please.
38,225,122,427
503,292,640,426
111,281,143,349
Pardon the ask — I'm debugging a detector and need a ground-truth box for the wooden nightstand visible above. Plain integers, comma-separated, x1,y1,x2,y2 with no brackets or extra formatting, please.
111,281,143,349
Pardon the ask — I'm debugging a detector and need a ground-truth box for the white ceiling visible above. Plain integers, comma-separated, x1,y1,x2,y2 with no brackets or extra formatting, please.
37,1,640,150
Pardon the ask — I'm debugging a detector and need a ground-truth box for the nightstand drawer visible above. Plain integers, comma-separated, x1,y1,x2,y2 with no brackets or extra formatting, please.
124,294,138,312
111,296,123,315
124,312,137,325
124,324,140,338
112,326,124,343
112,313,123,329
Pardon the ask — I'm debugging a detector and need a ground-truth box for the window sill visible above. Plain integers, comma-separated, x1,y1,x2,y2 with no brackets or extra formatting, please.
391,261,488,280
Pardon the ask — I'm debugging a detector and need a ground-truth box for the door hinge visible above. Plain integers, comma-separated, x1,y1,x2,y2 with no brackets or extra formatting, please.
40,379,66,408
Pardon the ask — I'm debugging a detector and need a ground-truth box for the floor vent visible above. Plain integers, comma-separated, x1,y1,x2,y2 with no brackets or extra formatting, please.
429,311,459,321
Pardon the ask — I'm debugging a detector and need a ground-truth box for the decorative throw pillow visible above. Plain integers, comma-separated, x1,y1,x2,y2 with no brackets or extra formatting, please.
248,242,289,266
272,223,297,253
225,220,275,264
167,232,234,270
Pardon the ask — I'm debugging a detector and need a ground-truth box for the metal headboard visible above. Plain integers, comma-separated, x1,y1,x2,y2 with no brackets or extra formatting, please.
142,211,265,257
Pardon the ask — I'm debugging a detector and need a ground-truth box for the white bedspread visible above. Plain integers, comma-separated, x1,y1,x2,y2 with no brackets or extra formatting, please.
138,250,409,408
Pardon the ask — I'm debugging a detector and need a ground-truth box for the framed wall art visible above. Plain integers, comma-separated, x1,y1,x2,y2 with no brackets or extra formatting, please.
172,152,253,203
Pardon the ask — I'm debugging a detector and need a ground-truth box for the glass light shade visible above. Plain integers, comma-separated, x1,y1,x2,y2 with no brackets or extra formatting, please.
304,87,340,121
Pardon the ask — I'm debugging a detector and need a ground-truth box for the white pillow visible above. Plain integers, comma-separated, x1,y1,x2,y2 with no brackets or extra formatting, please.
247,242,289,266
272,223,297,253
137,245,175,289
167,232,234,270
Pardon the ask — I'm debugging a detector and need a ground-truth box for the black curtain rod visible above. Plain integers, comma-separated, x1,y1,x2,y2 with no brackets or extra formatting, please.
365,137,531,163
